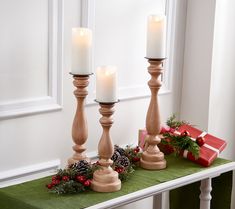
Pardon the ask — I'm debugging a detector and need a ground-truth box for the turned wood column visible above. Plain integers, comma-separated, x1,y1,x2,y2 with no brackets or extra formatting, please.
91,103,121,192
140,59,167,170
68,75,90,165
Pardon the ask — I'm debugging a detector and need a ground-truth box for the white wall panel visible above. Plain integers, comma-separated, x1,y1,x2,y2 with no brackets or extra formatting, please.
0,0,49,101
82,0,176,104
0,0,63,119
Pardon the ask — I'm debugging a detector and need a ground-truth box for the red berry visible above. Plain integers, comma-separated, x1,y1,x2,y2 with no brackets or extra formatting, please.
62,176,69,181
118,167,124,173
51,179,60,185
55,179,60,185
115,167,124,173
134,147,140,153
132,157,140,162
181,130,190,137
51,180,57,186
51,176,57,181
83,179,91,187
46,183,53,189
196,136,205,146
76,175,86,183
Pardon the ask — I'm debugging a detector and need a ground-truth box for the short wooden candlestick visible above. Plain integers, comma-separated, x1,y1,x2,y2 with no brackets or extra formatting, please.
140,58,167,170
68,74,90,165
91,102,121,192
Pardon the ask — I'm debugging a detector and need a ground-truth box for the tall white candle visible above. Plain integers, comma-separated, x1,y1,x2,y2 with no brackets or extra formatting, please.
71,27,92,75
146,15,166,59
96,66,117,103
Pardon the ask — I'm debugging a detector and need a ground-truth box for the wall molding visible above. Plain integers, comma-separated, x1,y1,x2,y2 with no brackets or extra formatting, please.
0,0,63,120
0,159,61,188
80,0,177,104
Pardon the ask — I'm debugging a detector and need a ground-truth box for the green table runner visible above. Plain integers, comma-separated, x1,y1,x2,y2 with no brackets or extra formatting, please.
0,156,232,209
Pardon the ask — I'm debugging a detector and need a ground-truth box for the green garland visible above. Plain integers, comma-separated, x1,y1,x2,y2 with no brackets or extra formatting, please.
46,145,141,194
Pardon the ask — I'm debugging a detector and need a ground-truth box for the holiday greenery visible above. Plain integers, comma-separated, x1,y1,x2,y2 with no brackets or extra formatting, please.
46,145,141,194
161,115,200,158
166,114,187,129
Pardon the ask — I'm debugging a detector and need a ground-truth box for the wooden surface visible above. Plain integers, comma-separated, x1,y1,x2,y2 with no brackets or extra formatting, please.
68,75,90,165
140,59,166,170
91,103,121,192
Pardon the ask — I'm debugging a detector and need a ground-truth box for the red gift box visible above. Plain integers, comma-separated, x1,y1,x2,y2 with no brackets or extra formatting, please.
138,128,175,155
138,124,227,167
176,124,227,167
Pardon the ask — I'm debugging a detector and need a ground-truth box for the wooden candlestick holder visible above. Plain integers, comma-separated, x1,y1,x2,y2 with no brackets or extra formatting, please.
91,102,121,192
68,74,91,165
140,58,167,170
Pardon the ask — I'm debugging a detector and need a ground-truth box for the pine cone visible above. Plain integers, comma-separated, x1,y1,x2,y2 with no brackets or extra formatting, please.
70,160,90,175
111,151,121,162
114,145,126,156
116,156,130,168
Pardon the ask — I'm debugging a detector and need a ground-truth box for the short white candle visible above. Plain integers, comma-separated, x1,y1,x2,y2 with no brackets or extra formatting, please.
96,66,118,103
71,27,92,75
146,15,166,59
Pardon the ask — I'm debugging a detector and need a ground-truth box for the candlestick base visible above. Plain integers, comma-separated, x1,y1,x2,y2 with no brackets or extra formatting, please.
91,160,121,192
140,135,166,170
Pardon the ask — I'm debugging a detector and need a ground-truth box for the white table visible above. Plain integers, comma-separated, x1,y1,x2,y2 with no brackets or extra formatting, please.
87,161,235,209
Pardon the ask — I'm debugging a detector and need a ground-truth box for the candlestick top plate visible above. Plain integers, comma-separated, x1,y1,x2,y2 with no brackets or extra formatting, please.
69,72,93,77
145,57,167,61
94,99,120,105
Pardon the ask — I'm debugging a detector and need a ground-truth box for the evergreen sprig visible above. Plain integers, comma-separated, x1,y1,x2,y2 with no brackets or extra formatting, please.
166,114,187,129
162,132,200,158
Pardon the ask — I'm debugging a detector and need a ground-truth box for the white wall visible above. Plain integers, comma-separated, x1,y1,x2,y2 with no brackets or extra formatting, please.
208,1,235,208
181,0,235,208
180,0,216,130
209,0,235,163
0,1,187,209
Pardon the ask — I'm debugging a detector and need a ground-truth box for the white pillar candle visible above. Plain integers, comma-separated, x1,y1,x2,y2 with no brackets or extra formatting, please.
71,27,92,75
146,15,166,59
96,66,117,103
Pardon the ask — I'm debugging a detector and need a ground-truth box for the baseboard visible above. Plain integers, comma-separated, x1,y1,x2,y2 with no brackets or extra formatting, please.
0,159,61,188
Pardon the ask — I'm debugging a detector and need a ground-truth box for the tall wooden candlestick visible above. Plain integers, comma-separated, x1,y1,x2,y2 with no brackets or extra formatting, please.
68,74,90,165
91,102,121,192
140,58,167,170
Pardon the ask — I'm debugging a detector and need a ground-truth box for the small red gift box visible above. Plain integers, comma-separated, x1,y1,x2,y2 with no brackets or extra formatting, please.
176,124,227,167
138,125,227,167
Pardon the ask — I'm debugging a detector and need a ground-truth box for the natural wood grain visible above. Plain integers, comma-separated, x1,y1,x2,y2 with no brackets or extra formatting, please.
68,75,90,165
140,59,167,170
91,103,121,192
